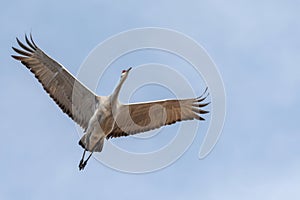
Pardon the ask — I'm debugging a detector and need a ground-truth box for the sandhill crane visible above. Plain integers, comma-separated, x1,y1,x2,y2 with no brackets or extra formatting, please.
12,35,210,170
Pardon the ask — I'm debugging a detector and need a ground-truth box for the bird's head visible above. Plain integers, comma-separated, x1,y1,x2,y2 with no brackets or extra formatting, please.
120,67,132,79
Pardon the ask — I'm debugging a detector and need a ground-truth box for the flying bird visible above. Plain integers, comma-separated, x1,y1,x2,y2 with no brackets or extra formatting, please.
12,35,210,170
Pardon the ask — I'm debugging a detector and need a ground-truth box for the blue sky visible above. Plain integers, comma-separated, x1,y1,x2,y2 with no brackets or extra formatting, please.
1,0,300,199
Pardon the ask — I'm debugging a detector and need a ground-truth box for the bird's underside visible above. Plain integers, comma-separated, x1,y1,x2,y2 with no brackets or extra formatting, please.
12,34,210,170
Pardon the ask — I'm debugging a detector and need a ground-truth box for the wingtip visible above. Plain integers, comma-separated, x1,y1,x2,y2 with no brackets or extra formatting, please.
201,110,210,114
25,33,37,50
200,102,211,107
197,116,205,121
197,87,209,99
197,92,210,102
30,33,37,48
203,87,208,96
11,46,18,52
11,54,26,61
14,35,35,53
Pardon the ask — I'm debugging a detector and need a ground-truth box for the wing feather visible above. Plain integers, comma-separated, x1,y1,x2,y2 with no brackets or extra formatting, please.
12,35,98,130
107,89,209,139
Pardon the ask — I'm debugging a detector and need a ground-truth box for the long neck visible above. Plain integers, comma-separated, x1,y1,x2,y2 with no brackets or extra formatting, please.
110,75,127,106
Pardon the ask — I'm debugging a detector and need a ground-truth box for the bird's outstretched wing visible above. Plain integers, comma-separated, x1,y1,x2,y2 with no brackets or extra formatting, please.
107,89,209,138
12,35,98,130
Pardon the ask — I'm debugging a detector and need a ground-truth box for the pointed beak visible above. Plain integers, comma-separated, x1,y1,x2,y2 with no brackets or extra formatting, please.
127,67,132,72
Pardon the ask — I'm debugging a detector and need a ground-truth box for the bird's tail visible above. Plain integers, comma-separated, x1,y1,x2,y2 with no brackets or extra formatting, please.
78,134,104,152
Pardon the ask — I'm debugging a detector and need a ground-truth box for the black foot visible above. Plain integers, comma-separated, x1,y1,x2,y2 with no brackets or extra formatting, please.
79,159,87,170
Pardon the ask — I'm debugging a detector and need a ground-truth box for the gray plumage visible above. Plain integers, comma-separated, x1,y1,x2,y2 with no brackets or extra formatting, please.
12,35,209,170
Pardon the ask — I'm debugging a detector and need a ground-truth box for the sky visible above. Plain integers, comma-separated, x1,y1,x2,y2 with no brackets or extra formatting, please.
1,0,300,199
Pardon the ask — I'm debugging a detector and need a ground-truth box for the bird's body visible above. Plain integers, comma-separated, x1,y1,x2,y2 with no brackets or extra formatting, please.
12,35,209,170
